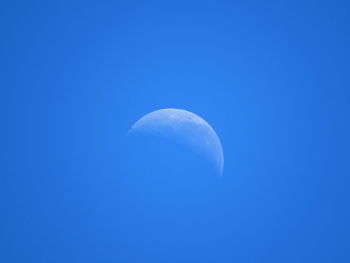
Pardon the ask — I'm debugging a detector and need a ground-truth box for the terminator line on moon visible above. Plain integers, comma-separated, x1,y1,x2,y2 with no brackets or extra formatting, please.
128,108,224,175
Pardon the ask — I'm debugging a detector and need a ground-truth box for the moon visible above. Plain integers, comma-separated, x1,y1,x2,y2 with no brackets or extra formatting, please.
128,108,224,175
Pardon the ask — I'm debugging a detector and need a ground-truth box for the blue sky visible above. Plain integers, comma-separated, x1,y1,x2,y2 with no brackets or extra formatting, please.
1,1,350,262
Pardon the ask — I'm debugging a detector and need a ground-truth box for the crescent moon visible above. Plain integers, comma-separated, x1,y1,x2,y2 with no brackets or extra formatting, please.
128,108,224,175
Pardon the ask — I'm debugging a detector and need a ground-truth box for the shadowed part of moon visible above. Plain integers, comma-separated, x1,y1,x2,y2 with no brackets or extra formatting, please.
128,108,224,175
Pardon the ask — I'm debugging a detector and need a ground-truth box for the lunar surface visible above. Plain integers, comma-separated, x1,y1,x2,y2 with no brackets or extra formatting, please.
128,108,224,175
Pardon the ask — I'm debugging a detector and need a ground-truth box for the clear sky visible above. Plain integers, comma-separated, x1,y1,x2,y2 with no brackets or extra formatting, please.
1,1,350,262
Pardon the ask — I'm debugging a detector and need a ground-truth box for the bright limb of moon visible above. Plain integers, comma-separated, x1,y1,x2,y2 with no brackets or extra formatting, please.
128,108,224,175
